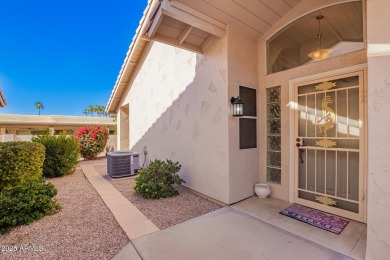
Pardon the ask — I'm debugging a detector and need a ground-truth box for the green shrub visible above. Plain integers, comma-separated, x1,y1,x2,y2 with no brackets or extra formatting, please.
73,125,109,160
0,177,61,234
32,134,79,177
0,142,45,191
134,159,185,199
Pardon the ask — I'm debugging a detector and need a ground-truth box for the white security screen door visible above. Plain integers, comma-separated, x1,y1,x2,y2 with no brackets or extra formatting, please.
294,70,365,222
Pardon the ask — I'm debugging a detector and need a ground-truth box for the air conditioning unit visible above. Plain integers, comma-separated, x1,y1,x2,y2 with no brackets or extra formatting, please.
107,151,139,178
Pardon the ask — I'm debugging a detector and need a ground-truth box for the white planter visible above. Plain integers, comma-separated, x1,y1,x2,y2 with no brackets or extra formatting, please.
254,183,271,198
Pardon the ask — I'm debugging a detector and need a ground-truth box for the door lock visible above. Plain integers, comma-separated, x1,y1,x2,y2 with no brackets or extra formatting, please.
296,138,305,147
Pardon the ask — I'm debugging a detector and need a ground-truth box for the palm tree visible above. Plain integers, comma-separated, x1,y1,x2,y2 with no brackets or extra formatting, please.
35,101,44,115
87,105,95,117
99,105,106,117
94,105,100,117
83,109,89,116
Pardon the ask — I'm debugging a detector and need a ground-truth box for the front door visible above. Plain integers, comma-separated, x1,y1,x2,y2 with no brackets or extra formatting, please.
294,70,365,222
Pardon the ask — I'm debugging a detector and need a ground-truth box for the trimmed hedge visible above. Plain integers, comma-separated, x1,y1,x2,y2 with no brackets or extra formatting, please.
134,159,185,199
0,177,61,233
0,142,45,191
32,134,79,177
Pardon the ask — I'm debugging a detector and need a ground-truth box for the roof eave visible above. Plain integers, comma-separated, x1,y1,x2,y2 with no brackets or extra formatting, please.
0,90,6,107
106,0,160,114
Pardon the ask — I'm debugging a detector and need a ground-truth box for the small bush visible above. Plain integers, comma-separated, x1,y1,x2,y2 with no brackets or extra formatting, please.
0,177,61,234
134,159,185,199
74,125,109,160
0,142,45,191
32,134,79,177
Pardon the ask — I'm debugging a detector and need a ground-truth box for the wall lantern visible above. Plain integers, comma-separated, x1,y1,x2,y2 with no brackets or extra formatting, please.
230,96,244,117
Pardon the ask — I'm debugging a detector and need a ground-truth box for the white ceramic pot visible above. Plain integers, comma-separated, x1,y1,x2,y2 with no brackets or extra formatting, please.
254,183,271,198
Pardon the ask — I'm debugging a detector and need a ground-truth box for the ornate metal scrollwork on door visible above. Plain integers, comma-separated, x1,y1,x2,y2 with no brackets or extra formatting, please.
315,139,337,148
315,196,337,206
318,96,336,137
315,81,337,91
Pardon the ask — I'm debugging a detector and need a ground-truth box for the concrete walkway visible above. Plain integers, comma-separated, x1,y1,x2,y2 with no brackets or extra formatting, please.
80,164,159,240
80,163,353,260
125,207,353,260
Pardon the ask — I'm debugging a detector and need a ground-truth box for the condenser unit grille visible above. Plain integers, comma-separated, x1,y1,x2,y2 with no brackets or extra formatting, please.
107,151,139,178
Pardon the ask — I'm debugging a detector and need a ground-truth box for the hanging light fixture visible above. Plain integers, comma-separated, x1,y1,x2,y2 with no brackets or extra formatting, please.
230,96,244,117
308,15,332,61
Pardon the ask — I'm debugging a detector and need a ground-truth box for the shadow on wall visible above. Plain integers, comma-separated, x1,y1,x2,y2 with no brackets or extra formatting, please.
126,43,231,201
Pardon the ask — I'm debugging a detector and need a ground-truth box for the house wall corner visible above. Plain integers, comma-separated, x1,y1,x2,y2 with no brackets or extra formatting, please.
366,0,390,257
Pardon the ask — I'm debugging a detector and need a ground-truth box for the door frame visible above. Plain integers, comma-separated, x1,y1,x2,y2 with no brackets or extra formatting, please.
288,64,367,223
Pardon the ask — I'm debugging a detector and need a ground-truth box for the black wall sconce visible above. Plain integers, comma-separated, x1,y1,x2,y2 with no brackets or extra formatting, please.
230,96,244,117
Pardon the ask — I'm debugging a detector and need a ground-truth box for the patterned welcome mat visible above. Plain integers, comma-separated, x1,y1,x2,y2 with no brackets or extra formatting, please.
279,204,349,234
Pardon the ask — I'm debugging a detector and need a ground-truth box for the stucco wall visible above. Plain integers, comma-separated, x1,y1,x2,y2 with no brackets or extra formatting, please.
121,40,231,203
366,0,390,257
227,26,259,203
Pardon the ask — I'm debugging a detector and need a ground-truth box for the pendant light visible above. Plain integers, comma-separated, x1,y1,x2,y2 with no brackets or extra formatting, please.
308,15,332,61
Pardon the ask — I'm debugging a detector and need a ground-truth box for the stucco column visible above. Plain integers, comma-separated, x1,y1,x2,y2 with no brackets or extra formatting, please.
0,127,6,135
118,105,130,150
366,0,390,258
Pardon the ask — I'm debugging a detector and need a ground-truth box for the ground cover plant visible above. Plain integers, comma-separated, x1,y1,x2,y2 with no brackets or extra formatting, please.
0,177,61,234
134,159,185,199
33,133,79,177
0,142,45,190
74,125,109,160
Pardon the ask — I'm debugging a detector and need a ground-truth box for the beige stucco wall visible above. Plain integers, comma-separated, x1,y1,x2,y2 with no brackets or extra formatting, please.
366,0,390,257
258,0,367,201
121,40,231,203
227,26,260,203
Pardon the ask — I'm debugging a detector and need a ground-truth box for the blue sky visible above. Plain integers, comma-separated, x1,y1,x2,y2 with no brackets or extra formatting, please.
0,0,147,116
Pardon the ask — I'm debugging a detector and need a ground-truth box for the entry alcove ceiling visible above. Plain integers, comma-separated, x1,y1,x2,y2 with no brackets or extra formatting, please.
143,0,301,53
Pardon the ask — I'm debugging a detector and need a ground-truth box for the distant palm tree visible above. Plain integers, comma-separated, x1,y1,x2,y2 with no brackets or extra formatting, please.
94,105,100,117
35,101,44,115
99,105,106,117
83,109,89,116
83,105,107,117
88,105,95,117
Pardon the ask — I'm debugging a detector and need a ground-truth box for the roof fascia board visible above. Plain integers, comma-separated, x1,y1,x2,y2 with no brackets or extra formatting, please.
147,8,164,38
0,90,6,107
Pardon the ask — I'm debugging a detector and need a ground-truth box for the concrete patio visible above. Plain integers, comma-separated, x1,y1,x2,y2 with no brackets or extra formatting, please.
81,160,366,260
114,207,356,260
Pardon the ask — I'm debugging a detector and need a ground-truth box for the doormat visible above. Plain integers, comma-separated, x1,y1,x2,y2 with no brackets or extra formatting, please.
279,204,349,234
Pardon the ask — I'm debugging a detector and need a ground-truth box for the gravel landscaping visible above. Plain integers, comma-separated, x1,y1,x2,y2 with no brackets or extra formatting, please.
0,166,129,260
0,158,223,259
94,161,223,230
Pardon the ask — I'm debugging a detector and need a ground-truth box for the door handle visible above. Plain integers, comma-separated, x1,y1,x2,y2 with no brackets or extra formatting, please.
298,149,305,164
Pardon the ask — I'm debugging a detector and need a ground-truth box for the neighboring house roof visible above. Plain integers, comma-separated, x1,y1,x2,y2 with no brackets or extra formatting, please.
0,89,6,107
0,114,115,128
